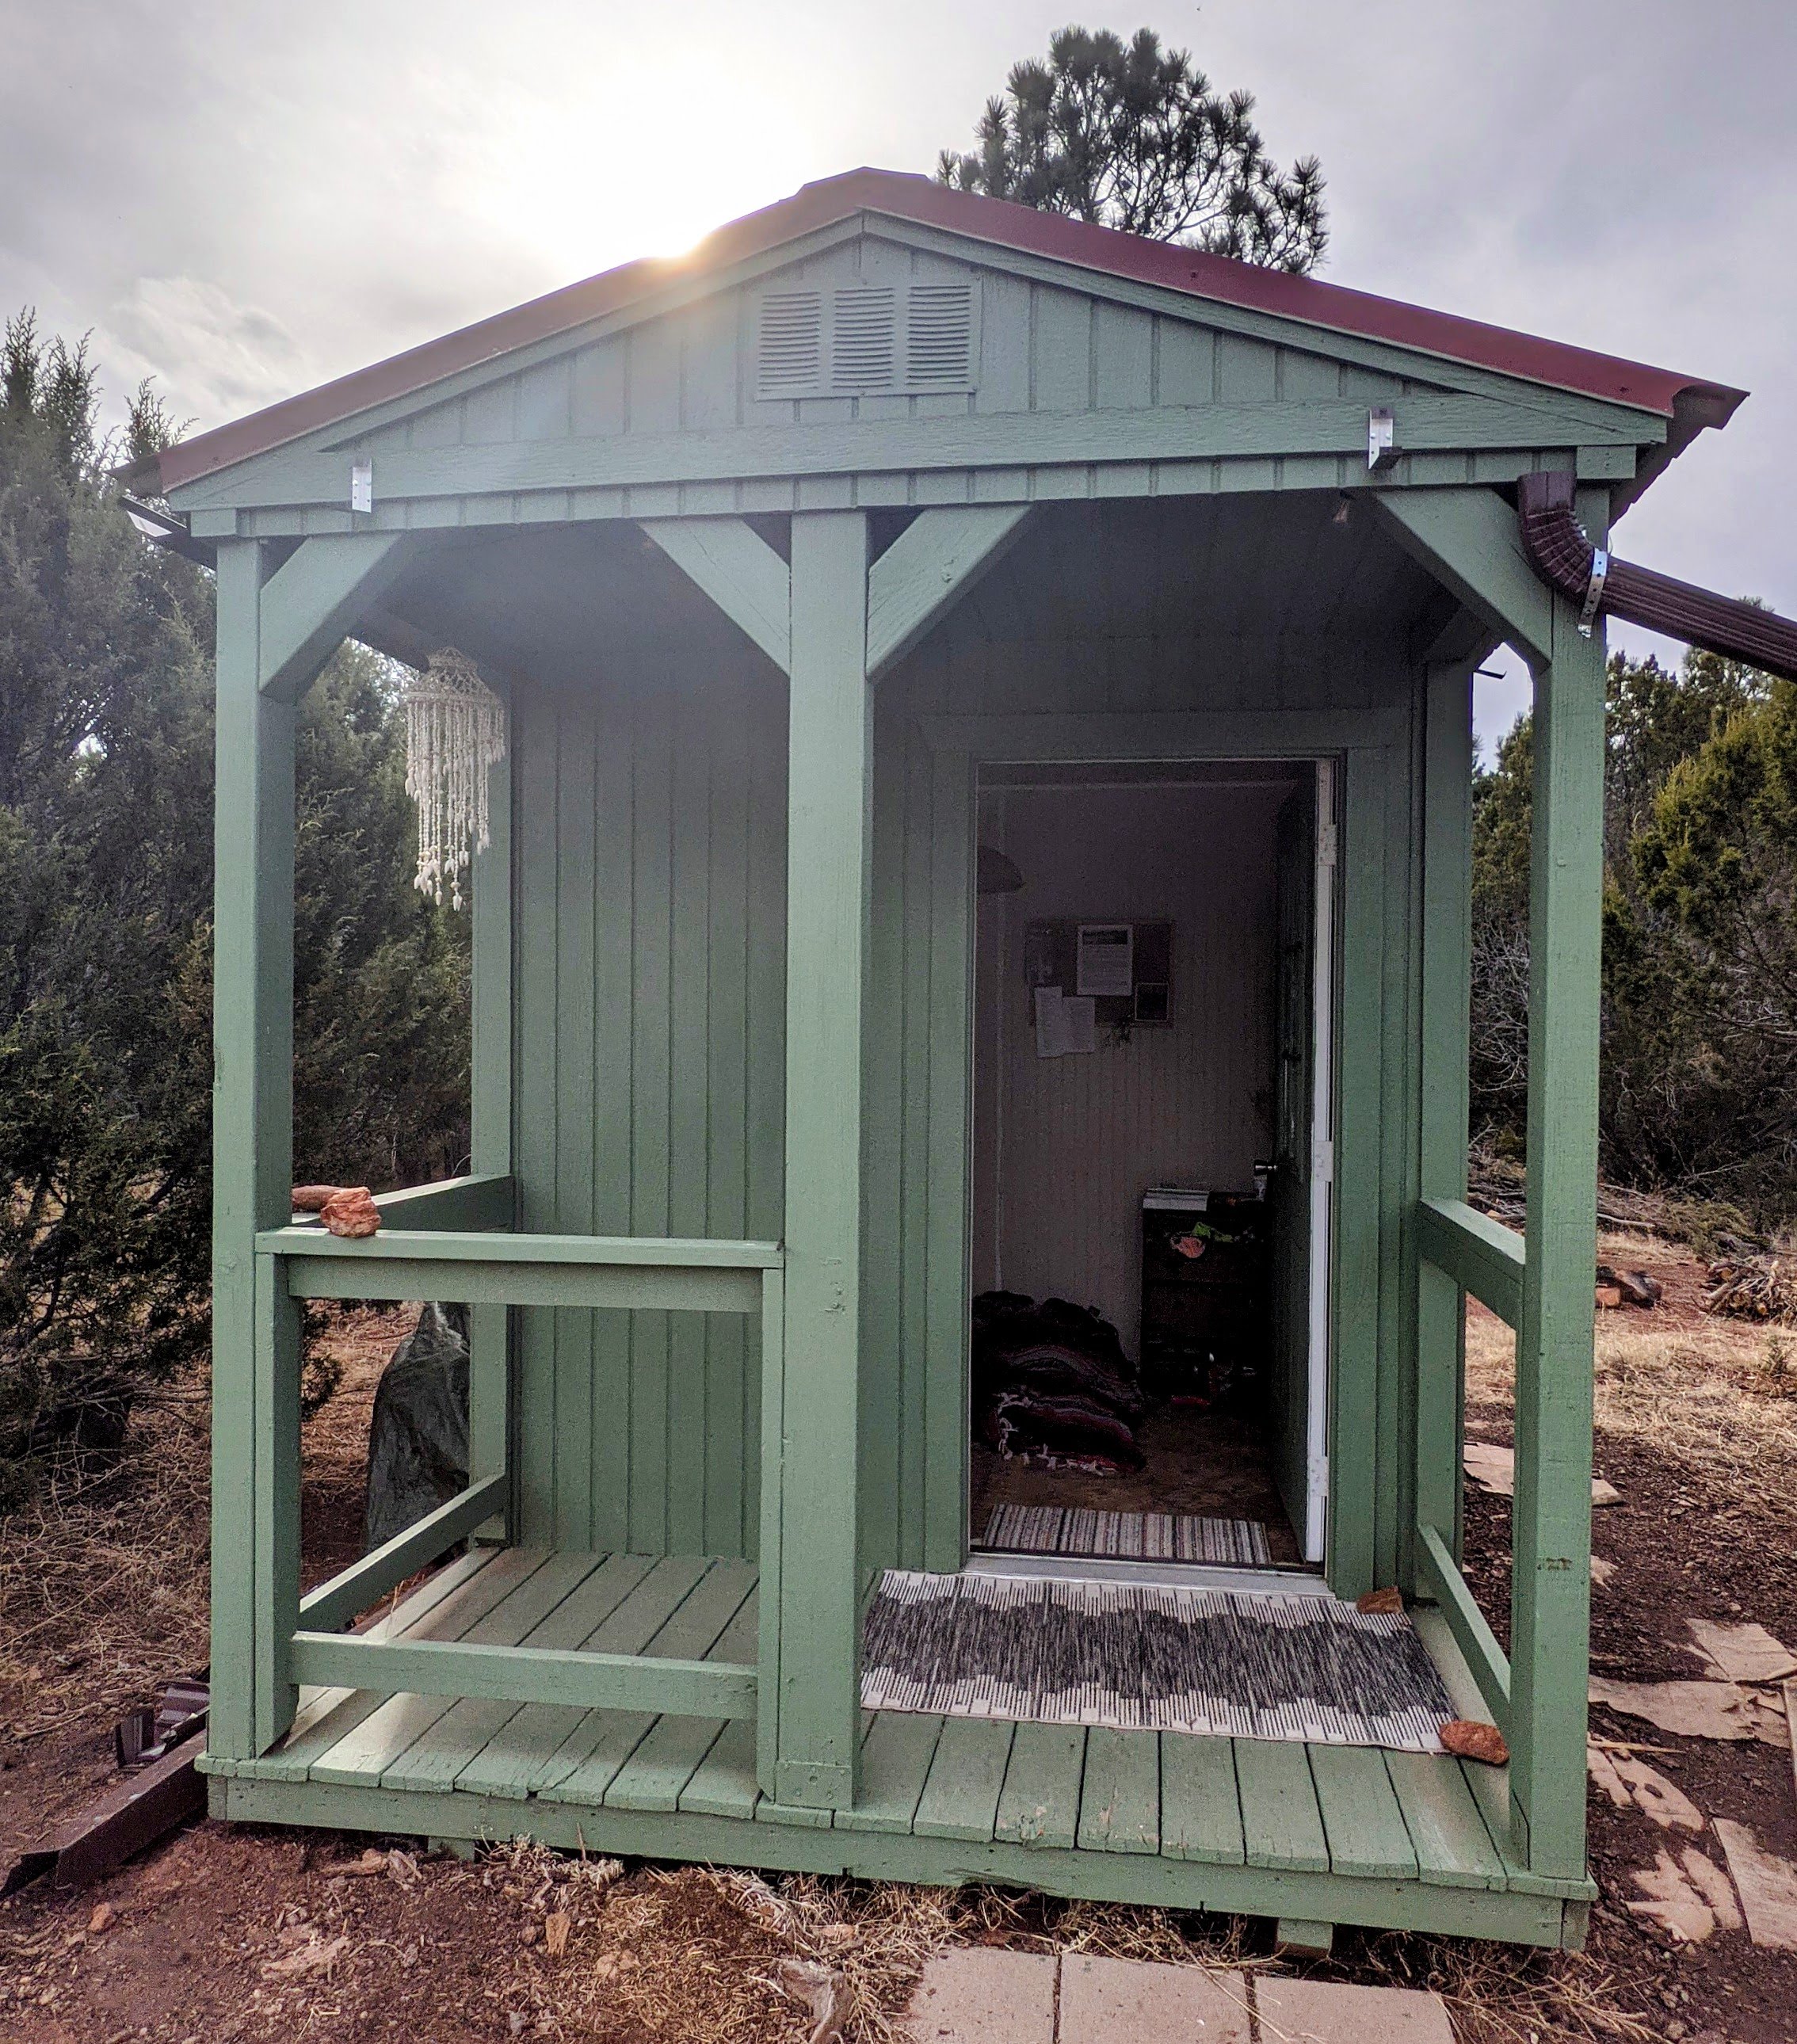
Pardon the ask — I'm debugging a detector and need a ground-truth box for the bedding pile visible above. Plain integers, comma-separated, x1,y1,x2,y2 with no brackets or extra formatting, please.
971,1289,1145,1472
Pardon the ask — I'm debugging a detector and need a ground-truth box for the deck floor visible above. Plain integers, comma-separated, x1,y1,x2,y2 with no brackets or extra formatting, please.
206,1546,1583,1939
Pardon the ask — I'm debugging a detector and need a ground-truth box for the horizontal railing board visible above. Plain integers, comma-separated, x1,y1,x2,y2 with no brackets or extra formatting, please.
258,1229,783,1314
288,1633,757,1719
1416,1198,1524,1327
298,1476,508,1638
277,1257,763,1314
1416,1521,1512,1737
259,1226,783,1268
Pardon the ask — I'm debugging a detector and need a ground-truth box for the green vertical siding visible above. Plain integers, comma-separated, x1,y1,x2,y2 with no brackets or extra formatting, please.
510,659,786,1559
505,502,1432,1600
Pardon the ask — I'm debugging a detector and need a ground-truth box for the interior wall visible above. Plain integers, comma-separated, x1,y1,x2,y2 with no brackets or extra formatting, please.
972,780,1284,1352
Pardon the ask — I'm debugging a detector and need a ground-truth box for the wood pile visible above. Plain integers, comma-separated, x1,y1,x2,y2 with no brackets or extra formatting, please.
1704,1249,1797,1323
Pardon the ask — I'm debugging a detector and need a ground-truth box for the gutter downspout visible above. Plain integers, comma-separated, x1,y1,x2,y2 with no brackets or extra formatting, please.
1517,471,1797,682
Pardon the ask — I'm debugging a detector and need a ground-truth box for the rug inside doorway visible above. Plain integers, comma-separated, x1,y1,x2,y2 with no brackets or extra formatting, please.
979,1504,1272,1566
860,1569,1458,1750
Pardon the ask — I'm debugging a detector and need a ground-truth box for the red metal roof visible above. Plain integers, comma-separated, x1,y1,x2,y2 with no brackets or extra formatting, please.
137,166,1745,497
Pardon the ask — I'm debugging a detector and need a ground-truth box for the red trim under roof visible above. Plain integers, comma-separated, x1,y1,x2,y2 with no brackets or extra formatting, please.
135,166,1745,498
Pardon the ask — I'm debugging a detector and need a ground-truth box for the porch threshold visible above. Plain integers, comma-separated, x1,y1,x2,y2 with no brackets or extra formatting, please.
204,1545,1590,1950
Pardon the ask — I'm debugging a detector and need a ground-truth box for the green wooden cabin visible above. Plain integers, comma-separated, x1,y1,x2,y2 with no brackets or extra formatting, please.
136,170,1747,1950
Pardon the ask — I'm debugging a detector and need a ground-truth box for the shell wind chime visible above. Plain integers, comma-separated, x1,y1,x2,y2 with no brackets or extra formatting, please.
404,648,506,910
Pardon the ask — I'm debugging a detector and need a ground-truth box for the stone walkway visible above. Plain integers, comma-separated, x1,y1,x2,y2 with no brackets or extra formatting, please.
905,1947,1453,2043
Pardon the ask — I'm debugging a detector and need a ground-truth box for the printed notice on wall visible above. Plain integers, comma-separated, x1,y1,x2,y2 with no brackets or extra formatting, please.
1076,922,1134,997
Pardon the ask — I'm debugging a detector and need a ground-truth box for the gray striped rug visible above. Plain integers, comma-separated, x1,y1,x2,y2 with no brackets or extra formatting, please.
860,1569,1457,1752
981,1504,1271,1565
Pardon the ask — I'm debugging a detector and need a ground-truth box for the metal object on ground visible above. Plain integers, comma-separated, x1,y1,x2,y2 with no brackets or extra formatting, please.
116,1676,210,1770
1,1679,209,1897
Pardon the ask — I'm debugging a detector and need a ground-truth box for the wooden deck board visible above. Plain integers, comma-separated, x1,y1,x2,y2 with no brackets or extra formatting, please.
994,1723,1085,1850
844,1713,945,1836
486,1555,713,1799
307,1549,551,1786
1234,1739,1329,1873
1307,1743,1420,1880
1076,1726,1160,1854
1158,1733,1245,1865
914,1718,1015,1842
679,1718,760,1819
250,1549,493,1783
605,1577,759,1812
380,1553,609,1789
1385,1751,1509,1890
450,1554,661,1799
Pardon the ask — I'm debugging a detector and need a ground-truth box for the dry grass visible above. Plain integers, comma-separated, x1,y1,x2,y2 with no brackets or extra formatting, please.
0,1303,406,1744
0,1386,211,1740
1467,1230,1797,1516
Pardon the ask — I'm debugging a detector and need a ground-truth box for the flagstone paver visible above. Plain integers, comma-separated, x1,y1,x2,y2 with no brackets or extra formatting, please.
904,1947,1056,2042
1253,1974,1455,2042
1057,1954,1252,2042
903,1946,1456,2042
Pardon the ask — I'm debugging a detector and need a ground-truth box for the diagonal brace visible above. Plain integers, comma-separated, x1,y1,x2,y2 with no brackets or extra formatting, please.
1368,487,1554,673
258,532,414,702
643,517,792,672
865,505,1030,680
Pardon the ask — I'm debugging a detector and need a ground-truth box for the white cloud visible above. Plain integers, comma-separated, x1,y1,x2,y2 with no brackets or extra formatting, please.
97,276,307,426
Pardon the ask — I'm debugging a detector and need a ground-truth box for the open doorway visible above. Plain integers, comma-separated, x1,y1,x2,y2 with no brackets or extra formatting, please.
967,759,1335,1575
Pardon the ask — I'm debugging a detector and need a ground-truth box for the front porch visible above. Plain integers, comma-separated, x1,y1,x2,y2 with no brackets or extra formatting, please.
204,1536,1585,1947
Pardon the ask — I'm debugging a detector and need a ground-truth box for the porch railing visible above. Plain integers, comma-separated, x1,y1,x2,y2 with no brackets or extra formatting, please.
253,1177,781,1734
1414,1196,1536,1845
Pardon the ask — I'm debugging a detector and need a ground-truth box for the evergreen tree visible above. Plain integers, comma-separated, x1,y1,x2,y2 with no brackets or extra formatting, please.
0,312,470,1498
937,25,1326,273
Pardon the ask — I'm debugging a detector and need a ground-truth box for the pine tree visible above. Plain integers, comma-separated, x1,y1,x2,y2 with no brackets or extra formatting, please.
937,26,1326,273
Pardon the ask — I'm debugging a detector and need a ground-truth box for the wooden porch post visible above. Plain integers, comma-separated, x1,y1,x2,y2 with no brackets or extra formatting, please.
211,540,302,1760
211,532,433,1760
1509,502,1607,1874
766,509,872,1810
1414,659,1475,1565
469,675,514,1528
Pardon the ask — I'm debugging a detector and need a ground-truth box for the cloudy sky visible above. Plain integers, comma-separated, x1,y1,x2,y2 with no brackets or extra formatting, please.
6,0,1791,747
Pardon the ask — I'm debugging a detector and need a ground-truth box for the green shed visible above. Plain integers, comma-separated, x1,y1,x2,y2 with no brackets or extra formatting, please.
129,169,1762,1951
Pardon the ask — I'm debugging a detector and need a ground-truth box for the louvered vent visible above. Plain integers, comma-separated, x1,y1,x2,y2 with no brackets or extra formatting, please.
757,291,824,396
831,288,897,388
905,284,975,389
755,280,979,399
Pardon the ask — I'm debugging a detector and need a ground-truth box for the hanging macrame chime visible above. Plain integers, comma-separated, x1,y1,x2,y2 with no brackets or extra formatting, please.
403,648,506,909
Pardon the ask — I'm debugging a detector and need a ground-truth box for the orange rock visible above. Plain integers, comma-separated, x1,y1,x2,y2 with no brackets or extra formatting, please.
320,1186,381,1238
1356,1585,1403,1615
292,1184,341,1212
1440,1718,1509,1765
1596,1283,1623,1310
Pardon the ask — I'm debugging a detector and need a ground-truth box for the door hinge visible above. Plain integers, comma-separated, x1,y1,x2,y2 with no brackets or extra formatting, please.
1311,1137,1334,1184
1318,819,1338,869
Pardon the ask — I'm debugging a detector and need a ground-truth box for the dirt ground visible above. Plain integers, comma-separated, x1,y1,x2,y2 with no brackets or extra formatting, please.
4,1268,1797,2041
1462,1230,1797,2044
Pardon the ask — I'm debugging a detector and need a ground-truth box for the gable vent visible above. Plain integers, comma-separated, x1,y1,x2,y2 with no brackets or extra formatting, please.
906,284,975,390
757,291,824,395
831,287,897,388
755,280,979,400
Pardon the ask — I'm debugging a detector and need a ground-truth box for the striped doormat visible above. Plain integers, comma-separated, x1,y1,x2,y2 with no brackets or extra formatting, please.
860,1569,1458,1751
980,1504,1271,1566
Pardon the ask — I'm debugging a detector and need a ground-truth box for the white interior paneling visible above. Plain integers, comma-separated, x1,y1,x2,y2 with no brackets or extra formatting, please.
972,776,1284,1352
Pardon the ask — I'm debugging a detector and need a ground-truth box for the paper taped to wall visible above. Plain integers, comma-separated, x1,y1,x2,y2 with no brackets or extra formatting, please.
1035,986,1097,1056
